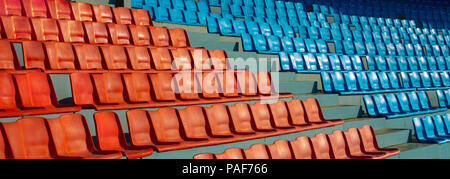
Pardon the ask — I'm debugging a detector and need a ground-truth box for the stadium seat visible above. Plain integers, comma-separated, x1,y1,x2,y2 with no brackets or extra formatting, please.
132,9,152,26
93,4,113,23
47,0,72,20
129,25,151,46
108,23,131,45
413,117,450,144
59,20,85,43
0,0,22,16
84,22,109,44
71,2,93,22
1,16,32,40
0,40,17,70
112,7,133,24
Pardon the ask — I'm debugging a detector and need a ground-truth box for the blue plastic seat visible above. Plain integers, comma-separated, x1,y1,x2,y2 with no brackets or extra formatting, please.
414,44,424,56
259,22,272,36
395,43,405,56
154,7,170,22
410,34,419,44
413,117,450,144
400,72,412,89
378,72,391,90
441,46,449,57
385,93,401,114
241,33,255,51
354,41,366,55
428,57,437,70
132,0,144,8
303,53,318,71
340,55,353,71
343,71,358,93
407,92,422,112
376,43,387,55
407,57,419,71
342,40,355,55
424,44,433,57
381,31,392,43
270,24,283,37
432,45,442,56
350,55,363,71
319,28,331,40
372,31,382,42
421,116,450,143
185,0,198,11
282,25,295,38
266,35,281,53
280,36,294,52
304,39,317,53
308,26,320,39
365,41,376,55
368,71,381,91
362,30,373,42
329,54,342,71
184,11,199,25
218,18,234,35
231,4,244,17
172,0,185,10
290,52,304,71
385,56,398,71
278,52,291,71
342,29,352,41
331,71,346,92
321,72,333,92
197,0,210,12
316,39,328,53
385,43,396,56
331,28,342,41
430,72,443,88
374,56,387,71
419,72,433,89
436,90,448,107
433,115,450,137
298,26,308,38
356,72,370,91
363,95,377,116
405,44,415,56
373,94,389,115
397,93,412,113
207,16,218,33
365,56,376,71
316,54,330,71
417,57,429,71
246,21,260,35
419,34,428,45
334,40,344,54
158,0,172,8
409,72,422,88
292,38,306,53
436,57,447,70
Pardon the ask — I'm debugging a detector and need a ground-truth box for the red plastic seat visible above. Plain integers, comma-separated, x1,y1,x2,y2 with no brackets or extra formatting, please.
108,23,130,45
70,73,95,106
22,41,45,70
147,108,183,143
45,114,123,159
22,0,47,18
268,100,292,128
344,128,386,159
177,106,209,140
73,44,103,70
94,111,154,159
217,71,239,97
31,18,60,41
168,28,190,47
84,21,109,44
126,46,151,70
243,144,270,159
170,48,192,70
328,130,361,159
126,110,154,146
149,26,170,47
236,70,258,96
92,4,113,23
0,40,17,70
198,72,221,98
149,73,176,101
289,136,314,159
71,2,93,22
257,72,275,95
0,0,22,16
1,16,32,40
0,73,17,110
310,133,333,159
100,45,129,70
215,148,245,159
129,25,150,46
46,0,72,20
14,72,52,108
190,48,212,70
122,73,151,103
204,104,233,137
58,20,85,43
193,153,215,159
286,99,309,126
172,71,200,100
150,47,172,70
227,103,255,134
44,42,76,70
208,49,229,70
92,73,125,104
267,140,293,159
131,9,152,26
113,7,132,25
359,125,400,158
0,125,6,159
249,102,274,131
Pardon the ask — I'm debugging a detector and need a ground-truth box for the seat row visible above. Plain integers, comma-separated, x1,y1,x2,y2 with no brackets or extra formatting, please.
0,16,190,47
279,53,365,73
413,114,450,144
0,98,343,158
194,125,399,159
363,91,446,119
1,0,152,25
321,71,414,95
69,70,292,110
365,56,450,72
207,18,295,38
135,0,210,13
0,40,227,72
147,5,212,26
400,71,450,90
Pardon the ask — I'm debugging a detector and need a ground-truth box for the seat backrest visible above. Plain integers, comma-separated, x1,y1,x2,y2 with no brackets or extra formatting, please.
303,98,326,123
227,103,254,134
0,0,22,16
94,111,129,151
84,22,109,44
310,133,333,159
126,110,153,146
204,104,233,137
92,73,125,104
92,4,113,23
59,20,85,43
328,130,351,159
123,73,151,103
22,41,46,70
422,116,439,138
22,0,47,18
149,26,170,47
344,128,365,156
71,2,93,22
148,108,183,143
243,144,270,159
169,28,190,47
100,45,129,70
433,115,448,137
129,25,150,46
45,42,76,70
125,46,151,70
267,140,293,159
47,0,72,20
73,44,103,70
108,23,131,45
0,73,16,110
14,71,53,107
289,136,314,159
149,73,176,101
70,73,94,105
31,18,60,41
215,148,245,159
177,106,208,140
131,9,152,26
149,47,172,70
112,7,132,25
1,16,32,40
0,40,16,70
412,117,427,141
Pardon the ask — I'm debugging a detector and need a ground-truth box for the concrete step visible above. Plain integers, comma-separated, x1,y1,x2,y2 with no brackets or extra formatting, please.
390,141,450,159
293,93,340,106
321,104,363,120
374,128,411,148
278,81,317,94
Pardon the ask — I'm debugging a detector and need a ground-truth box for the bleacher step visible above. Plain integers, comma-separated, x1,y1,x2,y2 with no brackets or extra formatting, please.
293,93,340,106
389,142,450,159
373,128,411,148
321,104,362,120
278,81,317,94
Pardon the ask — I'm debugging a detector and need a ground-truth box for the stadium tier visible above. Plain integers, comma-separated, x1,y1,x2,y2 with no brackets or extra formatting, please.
0,0,449,160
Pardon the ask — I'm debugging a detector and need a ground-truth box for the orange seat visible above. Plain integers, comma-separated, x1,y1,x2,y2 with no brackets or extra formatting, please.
328,130,358,159
249,102,274,131
94,111,154,159
268,100,292,128
177,106,209,140
204,104,233,137
71,2,93,22
289,136,314,159
131,9,152,26
150,47,172,70
0,125,6,159
58,20,85,43
243,144,270,159
236,70,258,96
92,73,125,104
70,72,95,106
149,26,170,47
46,0,72,20
359,125,400,158
22,41,46,70
22,0,47,18
92,4,113,23
108,23,130,45
0,0,22,16
170,48,192,70
14,72,54,108
198,71,221,98
129,24,150,46
31,18,60,41
112,7,132,25
228,103,255,134
310,133,333,159
190,48,212,70
84,21,109,44
208,49,229,69
344,128,386,159
193,153,215,159
100,45,129,70
126,110,154,146
0,73,17,110
257,72,275,95
0,40,17,70
122,73,151,103
215,148,245,159
147,108,183,143
1,16,32,40
285,99,309,126
267,140,293,159
149,73,176,101
44,42,76,70
217,71,239,97
126,46,151,70
168,28,190,47
73,44,103,70
172,71,200,100
45,114,123,159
